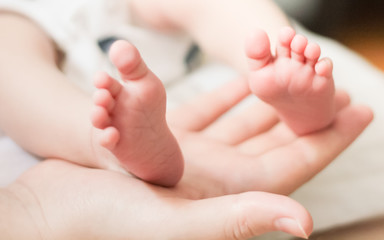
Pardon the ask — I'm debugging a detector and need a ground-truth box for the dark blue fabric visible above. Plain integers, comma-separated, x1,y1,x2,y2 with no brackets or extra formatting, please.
97,36,121,53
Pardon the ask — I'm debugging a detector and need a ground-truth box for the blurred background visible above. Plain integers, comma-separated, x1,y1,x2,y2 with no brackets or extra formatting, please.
275,0,384,71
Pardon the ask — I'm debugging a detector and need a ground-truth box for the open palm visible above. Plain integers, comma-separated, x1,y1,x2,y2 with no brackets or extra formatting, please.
169,78,372,198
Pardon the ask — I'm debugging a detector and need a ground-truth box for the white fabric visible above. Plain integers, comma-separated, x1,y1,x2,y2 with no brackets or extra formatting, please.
1,1,384,238
0,0,192,91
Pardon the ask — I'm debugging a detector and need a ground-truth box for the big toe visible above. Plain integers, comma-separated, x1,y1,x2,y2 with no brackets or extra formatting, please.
245,29,272,70
109,40,149,81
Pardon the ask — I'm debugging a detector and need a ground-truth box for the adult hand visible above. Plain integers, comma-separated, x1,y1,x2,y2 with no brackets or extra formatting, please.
5,78,372,240
7,159,311,239
169,78,373,197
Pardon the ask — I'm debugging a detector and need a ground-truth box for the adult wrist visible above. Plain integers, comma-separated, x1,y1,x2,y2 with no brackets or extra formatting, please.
0,186,45,239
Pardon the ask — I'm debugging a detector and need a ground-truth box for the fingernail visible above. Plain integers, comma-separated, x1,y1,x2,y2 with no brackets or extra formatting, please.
274,218,309,239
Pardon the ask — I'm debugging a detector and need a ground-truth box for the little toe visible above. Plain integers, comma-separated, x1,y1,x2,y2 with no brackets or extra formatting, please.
245,29,272,70
276,26,295,58
93,89,115,113
109,40,149,81
304,42,321,67
290,34,308,62
335,89,351,111
91,105,111,129
99,127,120,150
315,58,333,77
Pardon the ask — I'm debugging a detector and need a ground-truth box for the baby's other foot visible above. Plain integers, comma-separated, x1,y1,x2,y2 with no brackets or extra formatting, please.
246,27,336,135
91,40,183,187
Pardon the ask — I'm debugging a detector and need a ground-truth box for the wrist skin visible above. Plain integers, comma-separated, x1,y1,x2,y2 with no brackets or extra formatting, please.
0,185,46,239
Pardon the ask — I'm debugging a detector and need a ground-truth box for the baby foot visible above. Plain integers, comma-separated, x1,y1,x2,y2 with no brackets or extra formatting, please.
91,40,184,187
246,27,336,135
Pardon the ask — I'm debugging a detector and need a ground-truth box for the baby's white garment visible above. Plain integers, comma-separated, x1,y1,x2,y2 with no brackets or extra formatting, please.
0,0,193,91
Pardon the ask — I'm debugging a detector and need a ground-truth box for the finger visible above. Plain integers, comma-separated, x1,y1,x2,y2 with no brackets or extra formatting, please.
167,78,250,131
173,192,312,239
238,89,351,155
251,104,373,195
237,122,296,155
202,100,280,145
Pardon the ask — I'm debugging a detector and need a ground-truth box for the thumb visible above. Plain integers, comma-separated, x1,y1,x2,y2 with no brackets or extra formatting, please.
173,192,312,240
